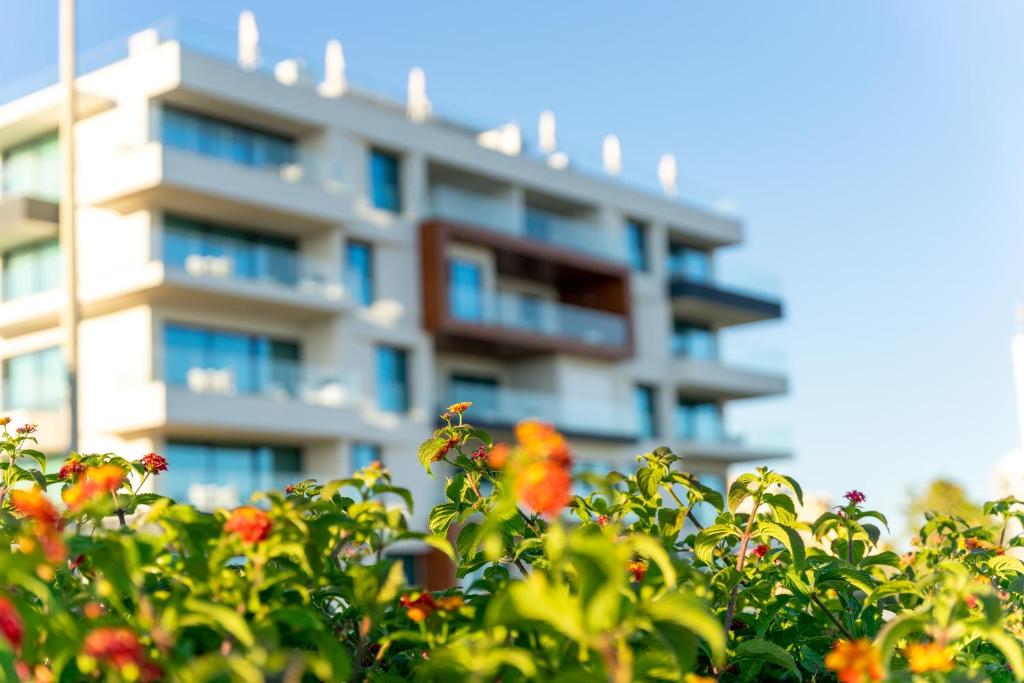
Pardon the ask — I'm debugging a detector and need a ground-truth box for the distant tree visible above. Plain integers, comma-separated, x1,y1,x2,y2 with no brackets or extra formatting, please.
906,478,987,530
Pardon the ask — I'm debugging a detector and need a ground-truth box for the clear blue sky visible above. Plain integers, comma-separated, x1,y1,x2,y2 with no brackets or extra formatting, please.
2,1,1023,533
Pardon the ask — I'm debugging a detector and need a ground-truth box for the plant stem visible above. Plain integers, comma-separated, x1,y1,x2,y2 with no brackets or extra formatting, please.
810,592,855,641
722,494,761,634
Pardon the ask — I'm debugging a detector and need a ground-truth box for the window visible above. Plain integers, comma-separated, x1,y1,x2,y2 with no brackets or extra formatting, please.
626,219,648,272
2,239,59,300
369,149,401,211
676,399,723,443
393,553,422,586
163,215,299,285
160,441,302,510
351,443,383,471
162,106,295,170
164,323,301,397
668,244,711,283
3,347,64,411
1,132,59,200
634,385,658,440
345,241,374,306
672,321,717,360
448,259,483,320
449,374,500,416
377,346,409,412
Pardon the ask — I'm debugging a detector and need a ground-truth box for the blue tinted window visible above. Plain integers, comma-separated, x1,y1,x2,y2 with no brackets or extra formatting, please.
2,132,59,200
676,400,722,442
164,323,300,397
3,347,64,410
626,219,648,272
448,259,482,320
668,244,711,282
672,322,717,360
369,149,401,211
345,241,374,306
377,346,409,412
162,106,295,170
634,385,658,440
351,443,382,471
449,374,499,414
161,441,302,510
163,215,299,286
2,239,59,300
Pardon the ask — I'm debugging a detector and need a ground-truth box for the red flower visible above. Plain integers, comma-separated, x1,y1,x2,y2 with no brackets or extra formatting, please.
58,459,86,480
83,627,145,668
400,593,436,622
284,484,296,494
514,459,572,517
596,514,609,527
139,453,168,474
844,490,866,505
627,560,648,583
15,424,36,436
434,435,461,461
0,597,23,650
470,446,487,461
224,506,272,544
752,544,771,559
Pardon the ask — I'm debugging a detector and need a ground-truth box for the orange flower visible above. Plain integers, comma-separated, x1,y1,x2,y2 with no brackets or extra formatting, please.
904,642,954,673
83,627,145,668
684,676,716,683
435,595,464,612
515,420,571,466
0,597,23,650
447,401,472,414
10,487,60,530
84,602,105,620
62,465,127,512
825,639,883,683
224,506,272,544
86,465,126,492
514,458,572,517
400,593,436,622
487,443,510,469
627,560,648,583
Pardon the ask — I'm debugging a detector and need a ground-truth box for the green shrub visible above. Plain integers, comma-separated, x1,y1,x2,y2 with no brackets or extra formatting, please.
0,406,1022,681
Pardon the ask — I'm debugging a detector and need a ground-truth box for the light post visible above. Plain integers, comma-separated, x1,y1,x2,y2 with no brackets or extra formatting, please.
59,0,80,453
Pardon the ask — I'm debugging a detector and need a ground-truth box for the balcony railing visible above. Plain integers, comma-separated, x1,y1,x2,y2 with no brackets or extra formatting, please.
164,354,356,408
430,185,624,263
677,421,791,454
668,259,782,303
449,284,628,348
440,385,637,439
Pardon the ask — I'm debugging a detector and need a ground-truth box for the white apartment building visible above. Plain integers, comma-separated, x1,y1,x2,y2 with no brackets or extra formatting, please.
0,21,787,586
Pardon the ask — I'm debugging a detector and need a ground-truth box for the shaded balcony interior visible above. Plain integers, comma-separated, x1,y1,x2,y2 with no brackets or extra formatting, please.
420,218,633,360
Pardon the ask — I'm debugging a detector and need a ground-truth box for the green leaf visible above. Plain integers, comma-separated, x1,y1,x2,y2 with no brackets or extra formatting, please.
728,473,758,512
864,580,920,606
644,591,726,667
694,524,741,565
417,435,449,475
759,521,806,571
181,599,256,648
428,502,459,536
422,535,457,563
734,638,802,680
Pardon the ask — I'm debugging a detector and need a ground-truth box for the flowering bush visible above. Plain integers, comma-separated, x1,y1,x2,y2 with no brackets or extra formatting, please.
1,407,1024,681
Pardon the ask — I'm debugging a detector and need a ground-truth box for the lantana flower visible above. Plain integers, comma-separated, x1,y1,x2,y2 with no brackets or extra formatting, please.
904,642,954,673
139,453,168,474
224,506,272,544
825,639,883,683
0,596,23,650
844,490,866,505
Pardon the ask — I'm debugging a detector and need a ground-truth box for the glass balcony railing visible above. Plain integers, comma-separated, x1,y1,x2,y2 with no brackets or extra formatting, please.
448,284,628,348
430,185,624,263
669,259,782,303
164,353,356,407
440,385,637,439
2,378,67,413
677,420,791,454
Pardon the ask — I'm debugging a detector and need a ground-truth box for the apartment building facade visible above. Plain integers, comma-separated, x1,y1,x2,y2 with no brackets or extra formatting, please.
0,25,787,584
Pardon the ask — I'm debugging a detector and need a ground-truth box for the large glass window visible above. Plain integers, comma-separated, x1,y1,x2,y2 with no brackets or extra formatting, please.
377,346,409,412
1,132,59,201
672,321,718,360
3,347,64,411
345,241,374,306
626,219,648,272
634,385,658,440
369,149,401,211
448,259,483,320
160,441,302,510
162,106,295,170
163,215,299,285
2,239,59,300
449,374,500,414
164,323,301,397
668,244,711,283
351,443,382,472
676,399,723,443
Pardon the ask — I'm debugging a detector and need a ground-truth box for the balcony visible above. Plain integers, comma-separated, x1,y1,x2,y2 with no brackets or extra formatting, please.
0,196,58,251
674,341,787,400
438,384,637,442
421,222,633,360
0,381,70,455
668,263,782,327
675,424,791,462
430,185,624,264
78,142,353,232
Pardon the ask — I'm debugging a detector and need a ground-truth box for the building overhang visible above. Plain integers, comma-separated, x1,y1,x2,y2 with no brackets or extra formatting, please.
0,196,59,250
669,277,783,326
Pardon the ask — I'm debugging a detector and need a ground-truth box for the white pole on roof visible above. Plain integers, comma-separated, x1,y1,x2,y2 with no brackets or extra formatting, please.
238,10,260,71
320,39,347,97
407,67,431,123
59,0,80,454
603,134,622,176
538,110,557,154
658,153,678,198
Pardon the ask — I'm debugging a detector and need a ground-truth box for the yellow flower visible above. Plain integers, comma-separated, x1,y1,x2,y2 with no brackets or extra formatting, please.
825,639,883,683
435,595,464,612
447,401,472,414
684,676,716,683
904,642,954,673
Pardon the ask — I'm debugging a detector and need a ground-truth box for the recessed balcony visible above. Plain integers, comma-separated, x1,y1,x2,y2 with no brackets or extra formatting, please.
0,196,58,252
674,424,791,462
668,262,782,327
674,356,787,400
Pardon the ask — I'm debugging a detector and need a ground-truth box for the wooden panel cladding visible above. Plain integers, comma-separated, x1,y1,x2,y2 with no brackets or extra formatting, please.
419,220,634,360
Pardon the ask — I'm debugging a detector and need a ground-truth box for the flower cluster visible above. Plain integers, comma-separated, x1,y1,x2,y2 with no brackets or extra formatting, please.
844,490,866,505
10,487,65,563
825,639,883,683
627,559,647,583
224,506,272,544
83,627,161,680
62,465,126,512
139,452,168,474
399,592,464,622
904,642,954,673
0,596,23,650
510,420,573,517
